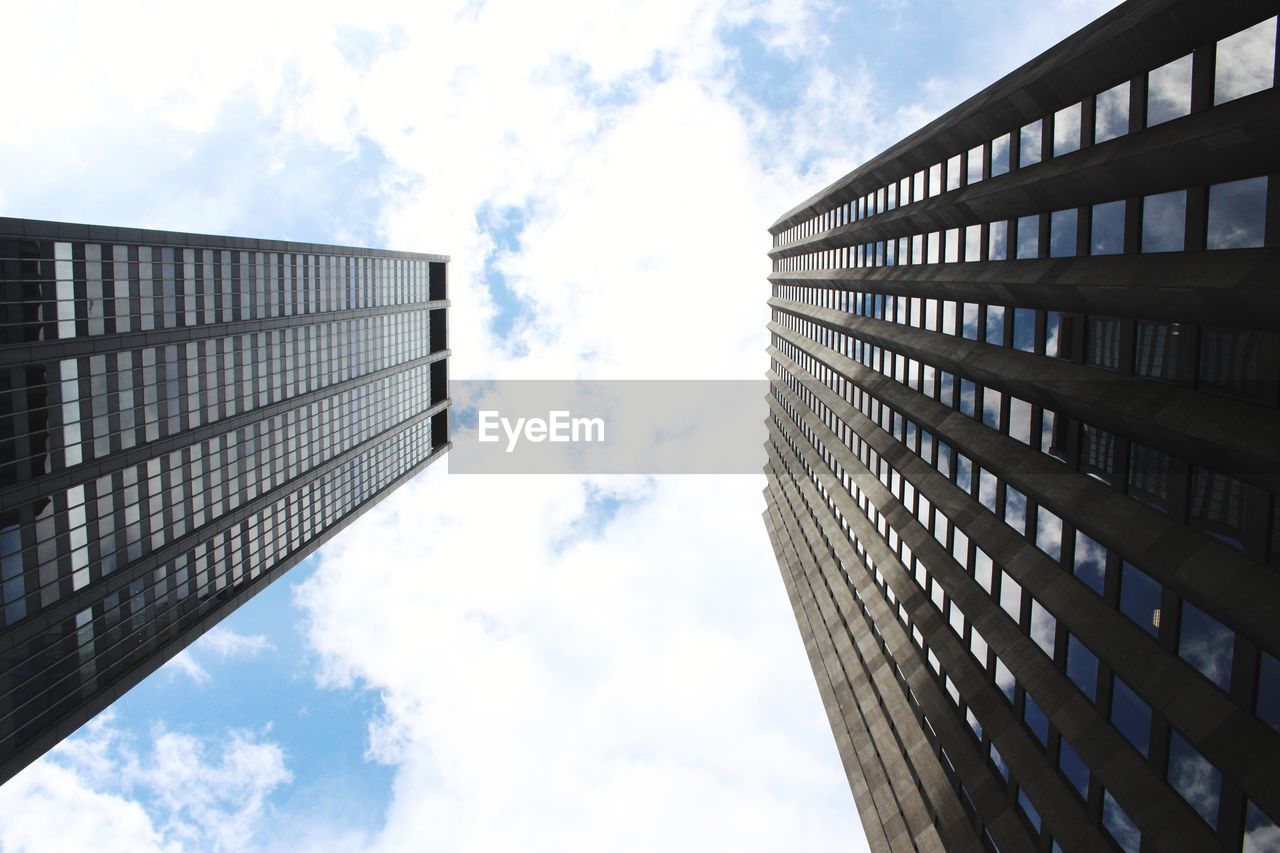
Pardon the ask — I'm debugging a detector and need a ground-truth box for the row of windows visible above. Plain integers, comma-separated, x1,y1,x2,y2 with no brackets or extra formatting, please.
774,284,1280,407
0,310,438,485
773,16,1278,248
771,311,1278,562
770,359,1279,851
0,363,435,626
772,332,1280,732
0,241,443,342
1,416,436,754
774,176,1270,271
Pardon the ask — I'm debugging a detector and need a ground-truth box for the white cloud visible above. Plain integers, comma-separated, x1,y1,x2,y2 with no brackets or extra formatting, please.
200,628,276,660
0,714,290,853
162,651,211,686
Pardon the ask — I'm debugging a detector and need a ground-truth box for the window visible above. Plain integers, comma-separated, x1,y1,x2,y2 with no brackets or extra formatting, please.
1020,119,1042,168
1035,506,1062,559
1045,311,1071,359
989,220,1008,260
1206,176,1268,250
1215,16,1278,105
1058,739,1089,799
1198,326,1277,402
1030,602,1056,657
1018,788,1042,833
995,657,1016,703
1111,676,1152,756
1085,316,1123,371
985,306,1005,345
1102,789,1141,853
1147,54,1193,126
1091,199,1125,255
947,154,962,192
1067,634,1099,700
1141,190,1187,253
1244,799,1280,853
1053,102,1082,156
1167,730,1222,828
991,133,1010,176
1004,486,1026,533
1095,82,1130,144
1119,561,1162,636
1080,424,1117,481
990,743,1010,780
1016,215,1040,259
1134,320,1183,381
968,145,984,184
1259,650,1280,733
960,379,977,418
1178,601,1234,691
1012,308,1035,352
1000,572,1022,620
1049,208,1077,257
1189,467,1246,548
1009,397,1033,445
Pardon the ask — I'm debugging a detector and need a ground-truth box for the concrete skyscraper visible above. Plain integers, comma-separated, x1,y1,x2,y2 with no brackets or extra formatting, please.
763,2,1279,851
0,218,450,784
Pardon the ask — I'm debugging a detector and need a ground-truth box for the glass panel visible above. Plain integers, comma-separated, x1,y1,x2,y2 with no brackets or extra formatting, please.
1053,102,1082,156
1167,730,1222,828
985,305,1005,345
1013,308,1035,352
1091,199,1125,255
1073,531,1107,594
989,220,1009,260
984,388,1003,430
1020,119,1042,167
929,162,942,197
1111,676,1152,757
1103,790,1141,853
1244,799,1280,853
1086,316,1123,370
1035,505,1062,559
991,133,1010,177
1000,571,1022,620
1016,215,1039,259
947,154,961,191
995,658,1016,703
968,144,984,184
990,743,1010,780
1258,651,1280,733
1135,320,1183,381
1119,561,1162,636
1018,788,1042,832
1206,176,1268,250
1049,208,1077,257
1058,738,1089,799
1030,601,1056,656
1095,82,1130,144
1067,634,1099,700
1178,600,1234,691
1141,190,1186,253
965,224,982,261
1215,17,1278,105
1147,54,1193,126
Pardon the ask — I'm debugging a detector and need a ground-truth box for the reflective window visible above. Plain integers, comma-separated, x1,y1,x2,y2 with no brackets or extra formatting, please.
1086,315,1124,370
1030,601,1056,656
1111,676,1152,757
1190,466,1245,548
1135,320,1183,381
1018,788,1042,833
991,134,1010,177
1017,215,1039,259
947,154,961,192
1009,397,1033,445
989,220,1009,260
1058,738,1089,799
1244,799,1280,853
1215,17,1278,105
1091,199,1125,255
1141,190,1187,253
1178,600,1234,691
1000,571,1023,620
1119,561,1162,636
1049,208,1077,257
1198,326,1275,402
1035,506,1062,560
1103,789,1141,853
1067,634,1099,701
962,303,980,340
1258,651,1280,733
1206,176,1268,250
1095,82,1130,144
1020,119,1042,168
1167,730,1222,828
1053,102,1082,156
1012,308,1035,352
964,224,982,261
982,388,1002,430
929,162,942,197
1147,54,1193,126
1024,694,1050,745
995,657,1016,702
985,305,1005,345
990,742,1010,780
968,144,984,184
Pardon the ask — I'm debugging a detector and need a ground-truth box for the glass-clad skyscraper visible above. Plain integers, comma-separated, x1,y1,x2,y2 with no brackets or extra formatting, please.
763,2,1279,851
0,218,450,784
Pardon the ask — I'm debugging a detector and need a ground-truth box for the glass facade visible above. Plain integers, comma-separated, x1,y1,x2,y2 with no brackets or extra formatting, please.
764,7,1280,853
0,219,450,783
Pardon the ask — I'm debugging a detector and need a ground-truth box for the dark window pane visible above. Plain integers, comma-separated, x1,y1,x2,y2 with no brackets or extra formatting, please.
1199,326,1278,403
1207,177,1268,250
1167,730,1222,828
1178,600,1234,691
1189,467,1246,549
1050,208,1077,257
1111,676,1152,757
1024,694,1050,746
1080,423,1116,482
990,743,1009,780
1073,531,1107,595
1067,634,1099,700
1134,320,1183,381
1058,738,1089,799
1091,199,1125,255
1128,443,1173,510
1018,788,1042,833
1086,316,1123,370
1142,190,1186,253
1119,561,1162,636
1103,790,1141,853
1256,650,1280,733
1013,308,1035,352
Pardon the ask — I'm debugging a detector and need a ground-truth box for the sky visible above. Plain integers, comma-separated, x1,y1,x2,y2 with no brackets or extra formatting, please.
0,1,1120,850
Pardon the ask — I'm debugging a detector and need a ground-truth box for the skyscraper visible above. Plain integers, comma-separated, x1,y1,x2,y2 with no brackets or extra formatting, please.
762,3,1279,851
0,218,450,784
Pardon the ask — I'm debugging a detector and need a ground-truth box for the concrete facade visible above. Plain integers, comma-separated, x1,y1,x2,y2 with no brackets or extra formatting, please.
763,2,1280,851
0,218,450,784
